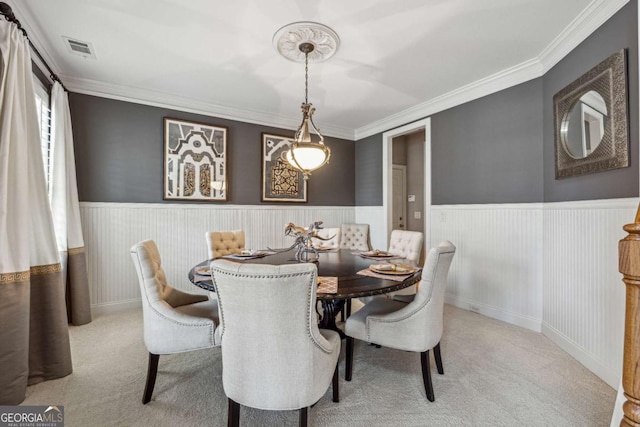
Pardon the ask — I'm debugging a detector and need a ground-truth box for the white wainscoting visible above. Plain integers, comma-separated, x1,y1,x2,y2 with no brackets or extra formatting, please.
542,198,636,389
431,204,545,332
355,206,386,250
430,198,637,389
80,202,354,314
82,198,636,388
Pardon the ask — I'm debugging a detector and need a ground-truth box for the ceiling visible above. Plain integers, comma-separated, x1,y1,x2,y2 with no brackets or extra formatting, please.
7,0,628,139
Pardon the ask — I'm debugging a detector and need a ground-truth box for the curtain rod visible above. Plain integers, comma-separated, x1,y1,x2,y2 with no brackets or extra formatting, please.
0,2,67,92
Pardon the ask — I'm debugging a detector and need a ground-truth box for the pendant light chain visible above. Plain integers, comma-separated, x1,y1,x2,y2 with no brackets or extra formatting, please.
304,51,309,105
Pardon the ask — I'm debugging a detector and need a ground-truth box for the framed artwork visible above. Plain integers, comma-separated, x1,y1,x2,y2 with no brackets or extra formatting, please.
261,133,307,202
164,117,228,201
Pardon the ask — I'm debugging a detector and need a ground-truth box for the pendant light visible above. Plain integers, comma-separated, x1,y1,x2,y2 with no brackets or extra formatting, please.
273,22,339,179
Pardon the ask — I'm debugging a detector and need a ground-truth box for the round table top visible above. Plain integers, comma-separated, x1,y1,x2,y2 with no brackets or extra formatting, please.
188,249,422,300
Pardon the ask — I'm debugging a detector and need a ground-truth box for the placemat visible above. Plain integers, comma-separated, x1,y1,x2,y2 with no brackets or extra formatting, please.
317,276,338,294
357,267,420,282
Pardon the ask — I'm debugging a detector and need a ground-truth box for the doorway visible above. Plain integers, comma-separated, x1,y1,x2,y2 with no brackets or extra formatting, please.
382,118,431,253
392,165,407,230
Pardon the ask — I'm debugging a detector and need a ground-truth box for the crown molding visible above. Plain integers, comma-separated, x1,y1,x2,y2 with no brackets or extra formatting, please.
354,58,543,140
538,0,630,74
63,75,355,140
7,0,628,143
354,0,630,140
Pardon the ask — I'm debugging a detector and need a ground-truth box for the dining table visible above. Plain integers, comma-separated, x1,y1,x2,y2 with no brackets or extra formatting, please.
188,248,422,338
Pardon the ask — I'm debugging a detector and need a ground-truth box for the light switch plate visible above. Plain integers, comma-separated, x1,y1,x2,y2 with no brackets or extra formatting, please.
408,195,415,202
414,211,421,219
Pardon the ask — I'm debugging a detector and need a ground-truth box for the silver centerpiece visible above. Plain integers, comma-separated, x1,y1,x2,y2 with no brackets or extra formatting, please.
283,221,334,262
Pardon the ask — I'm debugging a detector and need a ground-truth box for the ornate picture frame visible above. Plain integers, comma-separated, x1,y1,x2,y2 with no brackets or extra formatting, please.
553,49,629,179
164,117,228,201
261,133,307,202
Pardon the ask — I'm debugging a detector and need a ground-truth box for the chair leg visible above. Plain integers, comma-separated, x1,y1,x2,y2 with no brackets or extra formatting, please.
433,342,444,375
228,398,240,427
299,407,308,427
332,361,339,402
142,353,160,404
420,350,435,402
345,337,354,381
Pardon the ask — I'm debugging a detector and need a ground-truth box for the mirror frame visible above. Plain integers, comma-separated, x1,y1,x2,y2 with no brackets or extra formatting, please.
553,49,629,179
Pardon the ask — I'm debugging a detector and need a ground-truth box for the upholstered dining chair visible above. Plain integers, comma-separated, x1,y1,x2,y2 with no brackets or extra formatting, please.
311,227,341,249
339,223,371,251
386,229,424,299
344,240,456,402
205,230,245,259
388,229,423,264
130,240,220,404
210,259,341,427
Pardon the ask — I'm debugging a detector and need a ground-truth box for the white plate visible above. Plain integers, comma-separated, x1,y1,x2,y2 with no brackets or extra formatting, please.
369,264,415,275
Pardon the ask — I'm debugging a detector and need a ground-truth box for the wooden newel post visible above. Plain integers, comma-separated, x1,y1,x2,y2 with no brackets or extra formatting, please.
620,204,640,426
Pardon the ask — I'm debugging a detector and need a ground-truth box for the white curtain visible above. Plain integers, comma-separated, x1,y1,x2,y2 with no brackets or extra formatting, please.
50,81,91,325
0,19,71,404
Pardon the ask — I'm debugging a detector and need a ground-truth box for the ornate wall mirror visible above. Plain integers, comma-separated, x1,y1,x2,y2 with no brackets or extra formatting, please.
553,49,629,178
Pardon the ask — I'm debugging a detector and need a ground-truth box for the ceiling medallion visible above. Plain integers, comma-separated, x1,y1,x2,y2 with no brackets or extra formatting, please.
272,21,340,63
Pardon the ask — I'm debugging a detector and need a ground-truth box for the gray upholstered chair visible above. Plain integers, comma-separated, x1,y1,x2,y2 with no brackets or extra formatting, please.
344,240,456,402
130,240,220,404
210,259,341,427
311,227,341,249
339,223,371,251
205,230,245,259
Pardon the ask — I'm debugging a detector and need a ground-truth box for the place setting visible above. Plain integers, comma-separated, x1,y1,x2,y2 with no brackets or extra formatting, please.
357,262,420,281
354,249,403,260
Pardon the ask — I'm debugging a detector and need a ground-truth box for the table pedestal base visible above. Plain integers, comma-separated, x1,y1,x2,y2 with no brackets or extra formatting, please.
319,299,346,339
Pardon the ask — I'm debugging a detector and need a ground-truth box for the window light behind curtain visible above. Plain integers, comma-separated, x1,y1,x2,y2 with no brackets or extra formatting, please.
33,77,51,188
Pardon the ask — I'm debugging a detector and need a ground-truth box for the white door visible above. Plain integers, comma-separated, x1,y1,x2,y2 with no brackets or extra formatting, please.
392,165,407,230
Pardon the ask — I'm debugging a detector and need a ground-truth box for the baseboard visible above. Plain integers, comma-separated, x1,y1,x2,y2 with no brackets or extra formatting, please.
445,294,542,332
91,299,141,317
542,322,618,389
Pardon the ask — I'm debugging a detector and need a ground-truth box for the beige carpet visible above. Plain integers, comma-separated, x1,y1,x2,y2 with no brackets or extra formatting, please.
23,305,614,426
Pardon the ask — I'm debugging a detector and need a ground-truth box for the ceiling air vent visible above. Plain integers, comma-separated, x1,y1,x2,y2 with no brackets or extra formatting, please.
62,36,96,59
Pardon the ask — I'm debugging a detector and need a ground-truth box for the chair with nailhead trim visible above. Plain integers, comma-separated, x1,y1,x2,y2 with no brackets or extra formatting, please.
210,259,341,427
345,240,456,402
130,240,220,404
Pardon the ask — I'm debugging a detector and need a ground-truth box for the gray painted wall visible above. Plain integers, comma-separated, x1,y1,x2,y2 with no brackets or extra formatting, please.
431,78,544,204
69,93,355,205
543,0,639,202
355,2,637,206
355,133,383,206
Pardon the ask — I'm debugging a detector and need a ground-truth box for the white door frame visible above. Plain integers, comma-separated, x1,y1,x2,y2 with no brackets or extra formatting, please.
382,118,431,250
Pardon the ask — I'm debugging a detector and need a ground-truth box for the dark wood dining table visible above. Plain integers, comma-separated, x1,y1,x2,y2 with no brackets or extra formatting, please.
188,249,422,337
